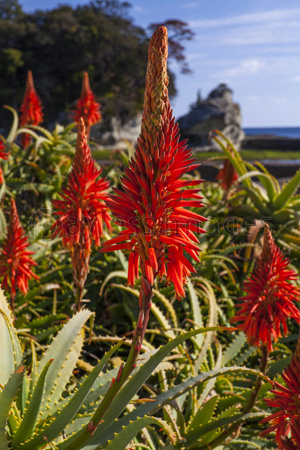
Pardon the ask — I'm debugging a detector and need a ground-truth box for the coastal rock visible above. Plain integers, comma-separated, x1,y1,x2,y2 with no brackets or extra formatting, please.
93,83,244,150
178,83,245,149
93,113,142,146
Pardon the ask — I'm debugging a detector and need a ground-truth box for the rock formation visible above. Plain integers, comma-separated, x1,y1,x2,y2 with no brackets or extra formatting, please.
94,83,244,149
93,114,142,147
178,83,244,149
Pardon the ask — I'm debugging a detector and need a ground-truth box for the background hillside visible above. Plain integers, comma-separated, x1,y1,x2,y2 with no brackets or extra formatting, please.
0,0,192,130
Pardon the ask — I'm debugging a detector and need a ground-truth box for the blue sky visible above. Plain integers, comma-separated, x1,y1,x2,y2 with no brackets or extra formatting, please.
20,0,300,127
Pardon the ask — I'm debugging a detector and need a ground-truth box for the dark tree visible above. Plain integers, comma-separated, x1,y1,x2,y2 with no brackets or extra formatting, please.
0,1,191,132
0,0,23,19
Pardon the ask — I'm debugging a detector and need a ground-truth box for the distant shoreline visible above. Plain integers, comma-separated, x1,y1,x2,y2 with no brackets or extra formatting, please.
242,135,300,151
243,127,300,139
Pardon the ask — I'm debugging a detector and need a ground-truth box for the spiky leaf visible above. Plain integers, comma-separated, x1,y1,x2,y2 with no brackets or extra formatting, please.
37,309,93,414
0,289,22,386
0,367,24,450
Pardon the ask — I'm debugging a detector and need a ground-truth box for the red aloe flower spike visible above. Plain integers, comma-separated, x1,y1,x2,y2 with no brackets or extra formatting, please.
52,117,111,310
102,26,207,302
0,199,39,309
231,224,300,351
99,27,207,387
0,140,8,183
62,30,206,442
72,71,101,138
216,146,238,192
261,338,300,450
19,71,44,148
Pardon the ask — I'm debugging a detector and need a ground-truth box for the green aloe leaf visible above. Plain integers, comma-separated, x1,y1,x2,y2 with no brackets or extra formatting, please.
187,280,204,348
0,207,7,238
59,327,231,450
99,271,127,296
187,395,218,432
27,125,53,140
16,341,123,450
255,161,279,199
152,289,178,330
190,277,218,373
0,289,22,386
81,366,268,450
164,412,267,450
103,416,175,450
0,367,24,450
28,339,37,401
16,374,29,416
221,333,246,366
244,186,270,216
37,309,93,414
272,168,300,210
191,340,222,420
3,106,19,144
12,360,53,447
198,404,240,445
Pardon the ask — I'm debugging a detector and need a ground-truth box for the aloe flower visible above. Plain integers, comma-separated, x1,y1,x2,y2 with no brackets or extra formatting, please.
52,118,111,310
72,71,101,138
100,26,206,368
231,224,300,351
19,71,43,148
0,140,8,183
216,149,238,192
102,26,206,301
261,338,300,449
0,199,38,308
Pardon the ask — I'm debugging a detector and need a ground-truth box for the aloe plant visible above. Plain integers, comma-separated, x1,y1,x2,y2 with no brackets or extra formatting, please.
2,107,75,220
93,272,275,450
0,282,272,450
212,130,300,257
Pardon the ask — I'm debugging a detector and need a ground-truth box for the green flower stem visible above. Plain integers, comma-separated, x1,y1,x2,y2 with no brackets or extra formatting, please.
242,344,268,413
11,293,15,311
64,283,153,449
52,288,57,315
91,284,153,425
76,284,84,312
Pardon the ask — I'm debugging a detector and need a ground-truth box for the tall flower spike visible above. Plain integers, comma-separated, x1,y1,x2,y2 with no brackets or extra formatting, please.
216,147,238,192
261,338,300,449
0,199,39,309
0,140,8,183
72,71,101,138
102,26,206,300
19,71,44,148
231,224,300,351
52,118,111,310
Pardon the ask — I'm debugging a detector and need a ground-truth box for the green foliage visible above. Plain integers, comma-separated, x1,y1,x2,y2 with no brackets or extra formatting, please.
1,94,299,449
0,0,195,131
212,130,300,258
1,286,272,450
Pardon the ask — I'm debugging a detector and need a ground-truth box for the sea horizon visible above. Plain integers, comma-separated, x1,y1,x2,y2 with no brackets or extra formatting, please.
243,126,300,139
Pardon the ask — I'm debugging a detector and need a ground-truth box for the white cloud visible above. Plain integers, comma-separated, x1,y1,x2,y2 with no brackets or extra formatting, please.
189,9,300,28
132,5,148,14
221,25,300,45
183,1,203,9
256,45,300,55
186,52,206,61
188,8,300,46
211,59,265,79
292,75,300,82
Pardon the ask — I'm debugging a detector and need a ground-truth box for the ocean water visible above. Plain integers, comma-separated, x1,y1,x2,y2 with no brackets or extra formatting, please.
243,127,300,139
